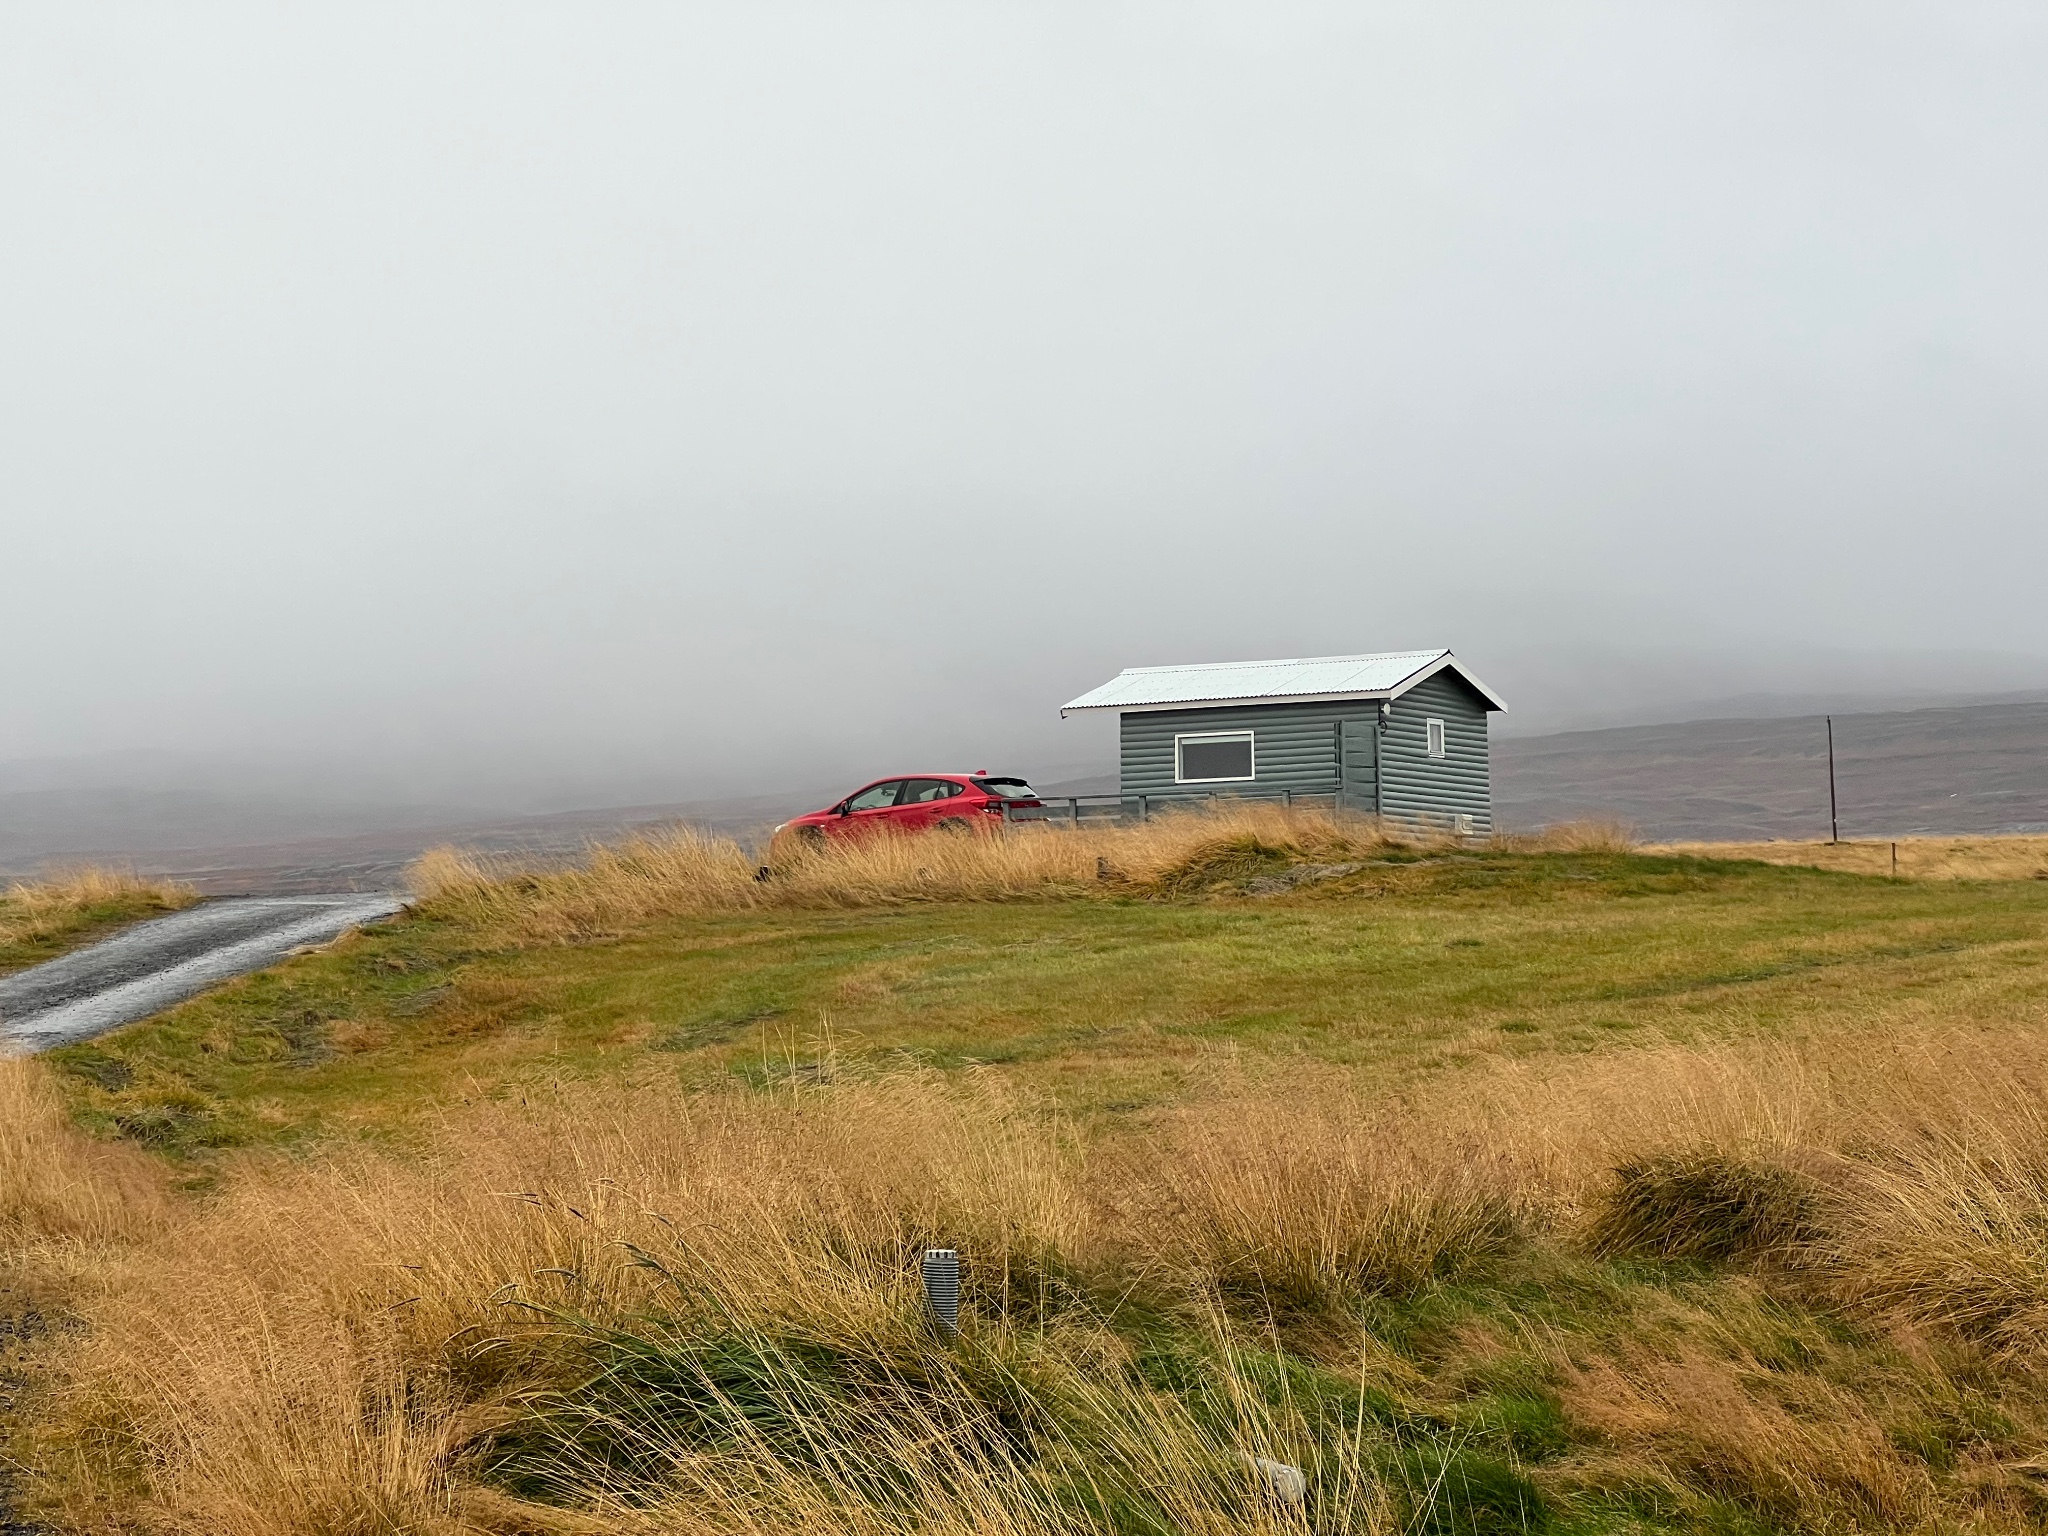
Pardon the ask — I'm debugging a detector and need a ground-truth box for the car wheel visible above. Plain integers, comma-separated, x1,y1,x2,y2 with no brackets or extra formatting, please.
937,817,976,835
796,825,826,848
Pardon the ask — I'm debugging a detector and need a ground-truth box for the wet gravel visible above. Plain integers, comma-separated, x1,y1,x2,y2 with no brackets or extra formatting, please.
0,896,405,1055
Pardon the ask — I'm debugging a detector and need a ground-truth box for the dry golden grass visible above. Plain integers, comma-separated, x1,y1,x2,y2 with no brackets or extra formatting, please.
1552,1339,1934,1528
1647,833,2048,881
1467,1028,2048,1369
29,1074,1373,1534
1495,817,1637,854
10,1017,2048,1532
0,866,196,956
410,808,1634,945
12,815,2048,1531
0,1060,167,1248
1131,1092,1525,1305
1822,1091,2048,1359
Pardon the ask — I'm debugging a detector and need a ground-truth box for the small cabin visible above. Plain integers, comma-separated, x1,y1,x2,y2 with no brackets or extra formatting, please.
1060,648,1507,833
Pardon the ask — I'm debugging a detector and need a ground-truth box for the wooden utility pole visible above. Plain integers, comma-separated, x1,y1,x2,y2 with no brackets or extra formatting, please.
1826,715,1839,845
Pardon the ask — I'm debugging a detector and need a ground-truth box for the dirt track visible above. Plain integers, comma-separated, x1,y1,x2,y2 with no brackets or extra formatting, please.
0,895,404,1055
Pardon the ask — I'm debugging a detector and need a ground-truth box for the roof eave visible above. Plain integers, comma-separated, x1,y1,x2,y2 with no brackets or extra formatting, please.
1062,664,1508,716
1059,650,1508,717
1062,687,1397,718
1386,654,1508,712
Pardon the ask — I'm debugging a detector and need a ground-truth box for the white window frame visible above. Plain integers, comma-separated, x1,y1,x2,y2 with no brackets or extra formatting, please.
1425,717,1447,758
1174,729,1256,784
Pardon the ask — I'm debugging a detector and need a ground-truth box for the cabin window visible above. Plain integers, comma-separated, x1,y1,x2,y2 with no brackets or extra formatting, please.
1425,718,1447,758
1175,730,1255,783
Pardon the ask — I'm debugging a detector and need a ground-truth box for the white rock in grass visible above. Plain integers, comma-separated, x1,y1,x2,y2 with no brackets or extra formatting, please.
1245,1453,1307,1504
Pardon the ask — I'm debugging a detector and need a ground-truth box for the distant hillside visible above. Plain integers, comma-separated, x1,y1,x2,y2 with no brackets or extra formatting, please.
1496,700,2048,841
6,707,2040,892
0,792,841,896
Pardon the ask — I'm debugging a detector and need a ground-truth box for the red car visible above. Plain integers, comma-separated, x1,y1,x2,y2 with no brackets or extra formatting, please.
775,772,1044,845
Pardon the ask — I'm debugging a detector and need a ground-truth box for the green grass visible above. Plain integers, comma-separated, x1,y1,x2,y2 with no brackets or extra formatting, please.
47,849,2048,1160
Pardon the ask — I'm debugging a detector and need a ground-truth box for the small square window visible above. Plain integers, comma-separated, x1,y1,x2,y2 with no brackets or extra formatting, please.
1175,730,1255,783
1425,718,1447,758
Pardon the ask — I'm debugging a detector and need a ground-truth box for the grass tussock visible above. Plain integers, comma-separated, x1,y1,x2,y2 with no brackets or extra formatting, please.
0,867,196,972
1588,1151,1821,1263
13,1024,2048,1532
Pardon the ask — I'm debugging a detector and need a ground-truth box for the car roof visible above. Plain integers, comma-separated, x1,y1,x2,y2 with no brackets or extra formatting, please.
851,773,1025,786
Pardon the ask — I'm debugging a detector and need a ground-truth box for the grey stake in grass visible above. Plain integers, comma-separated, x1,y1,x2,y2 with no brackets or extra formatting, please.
921,1248,961,1339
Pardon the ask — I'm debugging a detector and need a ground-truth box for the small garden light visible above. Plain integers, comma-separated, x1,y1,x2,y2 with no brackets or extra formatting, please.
920,1248,961,1339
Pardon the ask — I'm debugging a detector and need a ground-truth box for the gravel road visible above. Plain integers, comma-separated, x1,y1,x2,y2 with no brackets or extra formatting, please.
0,895,405,1055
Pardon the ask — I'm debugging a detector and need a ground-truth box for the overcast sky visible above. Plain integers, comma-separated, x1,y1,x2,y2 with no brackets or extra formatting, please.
5,3,2047,807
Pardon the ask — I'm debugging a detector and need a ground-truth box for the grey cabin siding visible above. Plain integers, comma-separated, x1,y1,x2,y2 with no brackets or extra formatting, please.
1114,668,1494,831
1118,701,1376,803
1379,670,1493,833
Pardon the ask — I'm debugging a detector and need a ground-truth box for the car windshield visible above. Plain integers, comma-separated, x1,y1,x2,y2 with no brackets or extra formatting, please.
973,778,1039,801
844,780,904,811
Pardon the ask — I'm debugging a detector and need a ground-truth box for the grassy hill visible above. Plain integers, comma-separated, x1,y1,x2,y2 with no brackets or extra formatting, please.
1495,698,2048,841
6,810,2048,1534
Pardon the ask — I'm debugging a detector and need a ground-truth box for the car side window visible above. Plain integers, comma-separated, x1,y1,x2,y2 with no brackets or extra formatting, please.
846,780,904,811
900,779,962,803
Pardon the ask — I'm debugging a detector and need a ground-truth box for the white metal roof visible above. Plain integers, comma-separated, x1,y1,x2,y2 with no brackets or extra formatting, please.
1060,649,1508,715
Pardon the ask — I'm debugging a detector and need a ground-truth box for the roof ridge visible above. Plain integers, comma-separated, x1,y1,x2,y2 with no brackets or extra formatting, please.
1118,647,1447,676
